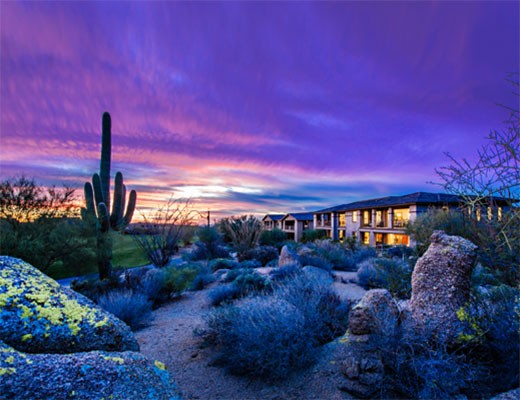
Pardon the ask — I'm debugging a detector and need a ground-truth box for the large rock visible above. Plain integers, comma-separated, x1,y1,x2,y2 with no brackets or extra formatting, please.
410,231,477,342
0,256,139,353
349,289,399,336
278,245,301,267
0,339,182,400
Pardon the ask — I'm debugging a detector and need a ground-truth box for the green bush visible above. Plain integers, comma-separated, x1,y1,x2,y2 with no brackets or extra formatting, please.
259,228,287,249
209,258,240,271
163,265,199,295
240,245,279,266
357,257,412,299
301,229,328,243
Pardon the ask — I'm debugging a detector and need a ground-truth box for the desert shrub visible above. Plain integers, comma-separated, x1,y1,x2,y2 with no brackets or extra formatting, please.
97,289,152,330
234,270,271,294
162,265,199,295
357,257,412,299
369,316,483,399
241,245,279,266
70,273,122,302
206,297,317,379
357,258,384,289
190,273,216,291
209,258,240,271
301,229,328,243
384,245,415,259
138,268,169,305
269,264,301,282
259,228,287,249
206,272,349,379
187,241,229,261
456,286,520,395
275,273,349,344
208,284,241,306
330,245,378,272
238,259,262,269
471,264,500,287
218,215,263,259
298,253,332,272
221,268,246,283
192,226,230,260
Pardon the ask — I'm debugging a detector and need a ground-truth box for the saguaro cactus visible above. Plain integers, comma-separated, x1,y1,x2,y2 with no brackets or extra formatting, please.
83,112,137,279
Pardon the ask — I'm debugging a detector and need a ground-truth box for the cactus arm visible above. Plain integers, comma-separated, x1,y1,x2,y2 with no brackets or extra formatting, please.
100,112,111,211
122,189,137,228
84,182,96,216
97,202,110,232
110,172,124,228
92,173,104,211
121,184,126,223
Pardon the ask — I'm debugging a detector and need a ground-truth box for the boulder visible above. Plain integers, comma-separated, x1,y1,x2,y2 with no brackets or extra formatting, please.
349,289,399,336
278,245,301,267
339,343,384,399
0,256,139,354
0,339,182,400
410,231,477,342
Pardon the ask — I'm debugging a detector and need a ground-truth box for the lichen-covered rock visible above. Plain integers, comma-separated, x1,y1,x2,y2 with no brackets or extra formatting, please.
410,231,477,342
349,289,399,335
0,339,182,400
0,256,139,354
278,245,300,267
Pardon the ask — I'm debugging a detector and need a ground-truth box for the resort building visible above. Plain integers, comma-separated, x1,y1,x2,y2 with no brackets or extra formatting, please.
262,214,284,230
280,212,314,241
314,192,467,247
264,192,512,246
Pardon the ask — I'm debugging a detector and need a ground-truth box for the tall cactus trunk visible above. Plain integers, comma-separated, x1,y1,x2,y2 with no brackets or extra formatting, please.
100,112,111,210
83,112,137,280
97,231,112,280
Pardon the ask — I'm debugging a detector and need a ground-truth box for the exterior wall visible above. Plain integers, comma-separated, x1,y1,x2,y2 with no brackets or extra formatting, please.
280,216,313,242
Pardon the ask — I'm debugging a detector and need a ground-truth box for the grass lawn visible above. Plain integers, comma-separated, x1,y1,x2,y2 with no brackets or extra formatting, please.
46,232,150,280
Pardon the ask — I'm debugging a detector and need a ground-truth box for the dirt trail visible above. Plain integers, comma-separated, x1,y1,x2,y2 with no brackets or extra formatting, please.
135,287,356,400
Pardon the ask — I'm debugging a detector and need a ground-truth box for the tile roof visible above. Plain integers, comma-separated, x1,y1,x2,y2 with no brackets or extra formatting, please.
282,212,315,221
316,192,464,213
262,214,285,221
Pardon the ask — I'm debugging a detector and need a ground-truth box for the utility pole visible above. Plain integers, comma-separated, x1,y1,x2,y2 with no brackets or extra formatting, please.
207,210,210,227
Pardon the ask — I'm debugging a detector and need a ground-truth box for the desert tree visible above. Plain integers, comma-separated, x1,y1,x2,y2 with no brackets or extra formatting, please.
433,75,519,282
218,215,264,260
130,197,200,267
0,176,96,274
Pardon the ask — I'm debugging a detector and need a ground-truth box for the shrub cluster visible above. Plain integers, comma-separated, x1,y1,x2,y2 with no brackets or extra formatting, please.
72,263,207,319
206,271,349,379
259,228,287,249
97,289,152,330
240,245,279,266
357,257,412,299
366,285,519,398
208,268,271,306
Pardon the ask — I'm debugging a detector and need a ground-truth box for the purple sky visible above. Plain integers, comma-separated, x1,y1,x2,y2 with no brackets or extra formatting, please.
1,1,518,219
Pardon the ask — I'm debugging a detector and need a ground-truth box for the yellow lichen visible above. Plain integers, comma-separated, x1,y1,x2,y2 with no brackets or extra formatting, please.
0,367,16,376
21,334,33,342
102,356,125,364
5,356,15,364
154,360,166,370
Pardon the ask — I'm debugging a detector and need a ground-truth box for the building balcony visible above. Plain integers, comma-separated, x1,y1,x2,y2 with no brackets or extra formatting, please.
393,219,409,228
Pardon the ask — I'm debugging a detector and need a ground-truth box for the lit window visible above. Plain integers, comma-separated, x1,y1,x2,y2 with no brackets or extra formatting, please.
352,211,358,222
487,207,492,221
476,208,481,221
498,207,503,221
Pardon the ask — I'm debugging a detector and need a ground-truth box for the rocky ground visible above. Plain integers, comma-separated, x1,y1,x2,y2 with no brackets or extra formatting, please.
135,274,365,400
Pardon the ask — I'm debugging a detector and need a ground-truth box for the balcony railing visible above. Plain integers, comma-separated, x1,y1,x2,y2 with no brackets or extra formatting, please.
316,222,331,228
284,225,295,231
393,219,409,228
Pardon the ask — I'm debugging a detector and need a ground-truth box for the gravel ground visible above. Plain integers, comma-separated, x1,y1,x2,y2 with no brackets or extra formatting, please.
135,284,357,400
